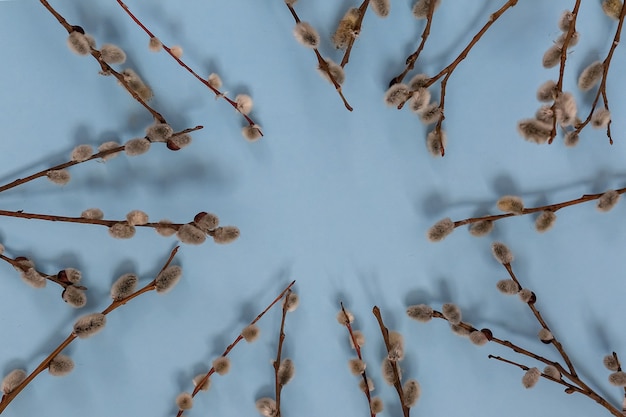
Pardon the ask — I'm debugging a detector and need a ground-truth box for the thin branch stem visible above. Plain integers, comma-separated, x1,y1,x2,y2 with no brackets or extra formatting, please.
388,0,437,86
114,0,263,135
0,247,180,414
340,0,370,68
0,126,202,195
273,289,291,417
340,303,375,417
39,0,167,124
175,280,296,417
372,306,409,417
451,186,626,229
285,4,353,111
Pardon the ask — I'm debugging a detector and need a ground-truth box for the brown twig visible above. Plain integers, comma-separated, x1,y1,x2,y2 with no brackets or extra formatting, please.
388,0,438,86
340,0,370,68
340,303,376,417
572,2,626,145
0,247,180,414
372,306,409,417
285,3,353,111
397,0,518,156
175,281,296,417
451,186,626,229
0,126,202,195
272,289,292,417
0,254,85,290
39,0,168,124
114,0,263,136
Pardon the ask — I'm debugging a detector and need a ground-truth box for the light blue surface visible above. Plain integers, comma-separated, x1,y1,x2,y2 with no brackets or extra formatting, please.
0,1,625,417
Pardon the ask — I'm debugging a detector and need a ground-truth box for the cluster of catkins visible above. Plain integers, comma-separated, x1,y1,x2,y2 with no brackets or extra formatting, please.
1,265,182,399
517,5,616,146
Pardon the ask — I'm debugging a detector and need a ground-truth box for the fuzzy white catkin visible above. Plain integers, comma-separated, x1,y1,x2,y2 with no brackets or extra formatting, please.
564,131,580,147
0,243,4,256
146,123,173,142
536,80,557,102
67,32,91,55
591,108,611,129
169,133,192,150
370,397,384,413
235,94,254,115
317,59,345,85
148,37,162,52
2,369,26,394
603,355,619,371
597,190,620,212
73,313,106,338
542,45,562,69
469,330,489,346
535,211,557,233
126,210,149,226
293,22,320,48
193,212,219,233
348,359,366,375
332,9,359,49
170,45,183,59
381,358,397,385
403,379,421,407
384,84,410,107
370,0,390,17
21,267,46,289
407,304,433,322
71,144,94,162
255,398,277,417
608,371,626,386
241,324,260,342
207,73,222,89
518,288,534,303
517,119,551,144
413,0,441,19
108,223,136,239
110,273,138,300
496,279,519,295
468,220,494,237
337,309,354,325
62,286,87,308
193,374,211,391
419,102,441,125
558,10,574,32
99,44,126,64
156,220,177,237
426,129,446,157
277,359,295,386
543,365,560,380
492,242,514,264
124,138,151,156
122,69,153,101
155,265,183,294
442,303,462,324
578,61,604,91
242,125,263,142
81,208,104,220
555,92,577,126
410,88,431,114
98,141,121,160
46,169,71,185
350,330,366,349
603,0,624,19
283,293,300,312
48,354,74,376
212,356,231,375
427,217,454,242
497,196,524,214
212,226,240,244
450,323,471,337
63,268,82,284
388,331,404,361
360,377,375,392
176,223,207,245
522,367,541,388
538,328,554,342
409,73,430,89
175,392,193,410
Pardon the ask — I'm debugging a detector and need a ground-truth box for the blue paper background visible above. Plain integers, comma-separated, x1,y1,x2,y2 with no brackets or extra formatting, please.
0,1,625,417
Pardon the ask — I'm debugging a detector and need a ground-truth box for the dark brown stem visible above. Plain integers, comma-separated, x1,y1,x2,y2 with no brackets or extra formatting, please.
285,4,353,111
340,303,375,417
548,0,582,144
0,247,179,414
114,0,263,135
572,2,626,145
372,306,409,417
452,186,626,229
388,0,437,86
340,0,370,68
273,289,291,417
39,0,167,124
175,281,296,417
0,126,201,195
